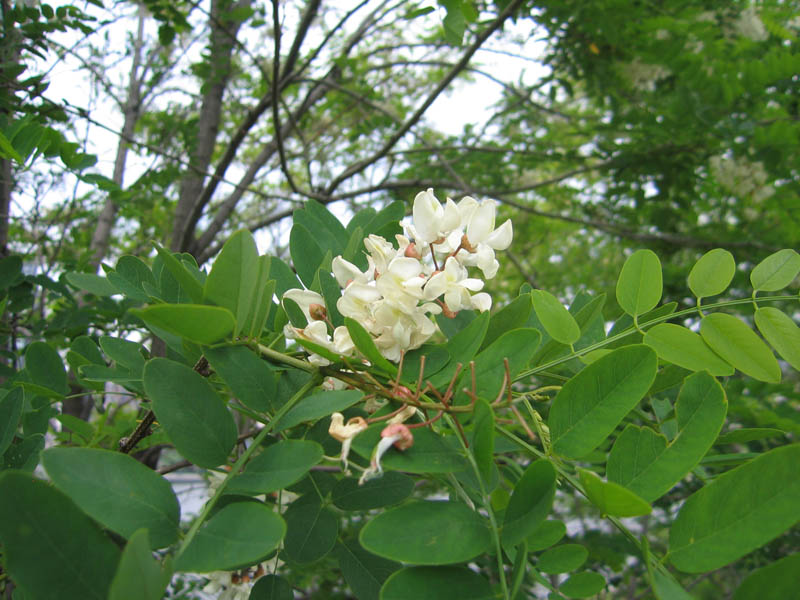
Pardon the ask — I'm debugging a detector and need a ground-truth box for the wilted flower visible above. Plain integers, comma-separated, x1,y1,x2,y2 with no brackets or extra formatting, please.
329,412,369,473
359,423,413,484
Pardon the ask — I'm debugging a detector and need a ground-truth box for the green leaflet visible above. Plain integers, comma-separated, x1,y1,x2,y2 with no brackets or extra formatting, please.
0,471,121,600
537,544,589,574
754,307,800,370
549,345,657,459
283,494,338,564
176,501,285,572
750,248,800,292
226,440,323,495
143,358,237,468
733,552,800,600
334,539,400,600
204,345,277,413
688,248,735,299
531,289,580,345
700,312,781,383
669,444,800,573
360,501,491,565
133,304,236,345
643,323,734,376
578,468,652,517
108,530,172,600
607,371,727,502
42,447,180,548
380,567,494,600
616,249,663,318
203,229,260,337
502,460,556,548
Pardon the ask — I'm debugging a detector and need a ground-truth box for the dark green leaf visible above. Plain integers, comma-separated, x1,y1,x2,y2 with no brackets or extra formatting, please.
250,575,294,600
283,495,338,564
469,328,541,402
143,358,237,468
331,471,415,510
42,447,180,548
527,520,567,552
24,341,68,396
99,335,146,371
380,566,494,600
335,539,400,600
0,471,121,599
360,500,491,565
205,345,277,413
290,223,325,288
471,399,494,483
481,293,532,351
108,530,172,600
227,440,323,495
272,389,363,432
669,444,800,573
715,428,785,445
153,243,204,303
559,572,606,598
176,501,285,572
537,544,589,574
3,433,44,471
65,272,117,296
549,345,657,459
502,460,556,547
0,388,23,455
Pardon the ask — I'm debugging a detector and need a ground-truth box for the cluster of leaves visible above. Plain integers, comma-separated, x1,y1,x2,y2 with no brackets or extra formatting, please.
0,199,798,599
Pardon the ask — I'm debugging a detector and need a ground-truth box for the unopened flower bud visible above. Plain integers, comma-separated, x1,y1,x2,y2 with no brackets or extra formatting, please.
309,303,327,321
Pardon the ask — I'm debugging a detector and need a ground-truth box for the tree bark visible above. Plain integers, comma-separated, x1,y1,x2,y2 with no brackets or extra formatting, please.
170,0,251,253
88,7,147,271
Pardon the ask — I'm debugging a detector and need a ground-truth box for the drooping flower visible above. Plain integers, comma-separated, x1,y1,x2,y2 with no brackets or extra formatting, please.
359,423,413,484
329,412,369,474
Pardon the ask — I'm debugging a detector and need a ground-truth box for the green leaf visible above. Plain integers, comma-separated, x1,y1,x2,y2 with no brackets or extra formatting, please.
700,313,781,383
331,471,415,510
616,249,663,318
578,468,652,517
668,444,800,573
204,345,277,413
715,428,785,445
469,328,542,402
549,345,657,459
733,552,800,600
502,460,556,547
559,571,606,598
203,229,259,337
643,323,734,376
380,566,494,600
537,544,589,574
345,317,398,375
754,307,800,370
650,567,695,600
442,0,466,45
688,249,736,298
133,304,236,345
108,255,156,303
290,223,325,288
0,388,23,456
283,495,338,563
360,500,491,565
24,341,68,396
250,575,294,600
108,530,172,600
65,271,118,296
176,501,285,572
532,290,581,345
153,243,204,303
480,293,532,351
351,426,467,474
227,440,323,495
2,433,44,471
607,371,727,502
0,128,24,162
335,539,400,600
471,399,494,483
294,200,348,257
143,358,237,468
272,389,363,432
42,447,180,548
269,257,302,296
0,471,121,599
527,520,566,552
750,249,800,291
240,256,274,338
100,336,146,371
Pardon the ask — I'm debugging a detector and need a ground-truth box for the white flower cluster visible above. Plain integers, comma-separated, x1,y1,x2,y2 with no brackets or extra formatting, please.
620,57,671,93
203,564,267,600
283,189,512,364
728,6,769,42
709,154,774,204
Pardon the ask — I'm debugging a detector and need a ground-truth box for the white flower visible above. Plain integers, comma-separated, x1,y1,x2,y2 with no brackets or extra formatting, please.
410,189,460,244
332,256,371,288
731,7,768,41
424,257,488,312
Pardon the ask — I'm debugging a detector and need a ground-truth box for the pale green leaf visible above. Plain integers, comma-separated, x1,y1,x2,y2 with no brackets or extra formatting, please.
688,248,735,298
700,313,781,382
616,249,663,317
750,249,800,291
754,307,800,370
